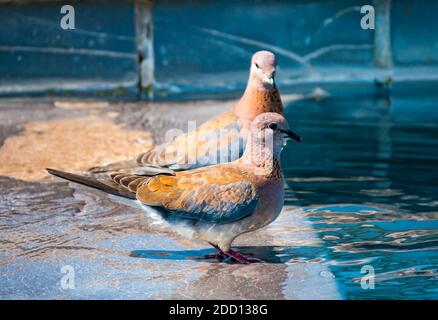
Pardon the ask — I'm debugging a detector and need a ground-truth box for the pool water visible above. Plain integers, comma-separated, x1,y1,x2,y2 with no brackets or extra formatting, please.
281,82,438,299
1,85,436,300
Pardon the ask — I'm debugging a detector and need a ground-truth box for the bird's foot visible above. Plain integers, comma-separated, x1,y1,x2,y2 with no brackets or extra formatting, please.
204,252,227,261
207,242,263,264
205,243,228,261
224,249,264,264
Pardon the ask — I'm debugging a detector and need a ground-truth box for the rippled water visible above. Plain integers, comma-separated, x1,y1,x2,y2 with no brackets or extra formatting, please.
1,86,436,300
281,82,438,299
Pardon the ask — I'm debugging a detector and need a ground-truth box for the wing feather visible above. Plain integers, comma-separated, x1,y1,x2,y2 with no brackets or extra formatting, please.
136,165,258,224
136,109,240,169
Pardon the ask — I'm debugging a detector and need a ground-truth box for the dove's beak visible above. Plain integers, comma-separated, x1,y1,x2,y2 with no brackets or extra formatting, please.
262,76,275,88
280,129,302,143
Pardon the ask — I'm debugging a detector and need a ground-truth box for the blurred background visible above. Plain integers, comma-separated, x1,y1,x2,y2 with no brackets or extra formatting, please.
0,0,436,100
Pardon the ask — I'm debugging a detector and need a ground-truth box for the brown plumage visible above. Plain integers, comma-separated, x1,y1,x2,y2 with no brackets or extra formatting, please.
111,164,258,223
90,50,283,173
46,112,302,264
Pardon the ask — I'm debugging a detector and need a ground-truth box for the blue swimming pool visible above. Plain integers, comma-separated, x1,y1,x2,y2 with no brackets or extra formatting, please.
281,81,438,299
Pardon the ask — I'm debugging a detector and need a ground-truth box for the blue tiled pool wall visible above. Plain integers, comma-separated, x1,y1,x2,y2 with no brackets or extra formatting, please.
0,0,436,99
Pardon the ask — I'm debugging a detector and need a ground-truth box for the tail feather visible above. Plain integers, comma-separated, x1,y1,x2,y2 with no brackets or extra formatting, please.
45,168,136,199
87,160,138,174
87,160,175,176
109,172,150,193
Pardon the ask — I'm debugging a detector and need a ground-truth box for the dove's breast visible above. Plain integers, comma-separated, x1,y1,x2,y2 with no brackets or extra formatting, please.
238,177,285,231
192,176,285,251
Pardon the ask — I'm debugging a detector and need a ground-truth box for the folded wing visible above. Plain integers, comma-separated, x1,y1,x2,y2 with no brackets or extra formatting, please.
130,165,258,224
136,109,241,170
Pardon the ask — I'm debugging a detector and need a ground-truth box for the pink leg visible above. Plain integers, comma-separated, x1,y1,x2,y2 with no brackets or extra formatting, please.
205,243,227,261
207,243,264,264
224,248,264,264
204,252,227,260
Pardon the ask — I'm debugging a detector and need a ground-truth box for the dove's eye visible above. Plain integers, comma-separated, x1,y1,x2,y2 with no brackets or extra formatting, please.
255,63,260,69
268,123,277,130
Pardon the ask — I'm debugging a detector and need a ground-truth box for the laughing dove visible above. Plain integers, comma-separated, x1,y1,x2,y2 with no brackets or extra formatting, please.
46,113,301,264
90,50,283,174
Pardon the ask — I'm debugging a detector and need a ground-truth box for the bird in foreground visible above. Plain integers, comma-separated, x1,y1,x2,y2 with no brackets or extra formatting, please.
89,50,283,174
46,113,301,264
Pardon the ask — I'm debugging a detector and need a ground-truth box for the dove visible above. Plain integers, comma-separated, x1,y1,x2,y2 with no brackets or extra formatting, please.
90,50,283,174
46,112,301,264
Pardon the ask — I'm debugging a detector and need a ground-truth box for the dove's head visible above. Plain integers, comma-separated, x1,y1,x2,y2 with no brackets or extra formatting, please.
249,51,277,91
244,112,301,161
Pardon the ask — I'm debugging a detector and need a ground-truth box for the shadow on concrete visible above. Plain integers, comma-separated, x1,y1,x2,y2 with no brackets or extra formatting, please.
130,245,324,264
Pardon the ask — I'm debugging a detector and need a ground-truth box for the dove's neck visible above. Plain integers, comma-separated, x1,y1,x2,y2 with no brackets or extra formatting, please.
235,85,284,129
241,134,283,178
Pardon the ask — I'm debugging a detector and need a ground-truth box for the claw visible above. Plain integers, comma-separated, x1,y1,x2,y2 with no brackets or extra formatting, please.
204,252,226,261
224,249,264,264
207,242,264,264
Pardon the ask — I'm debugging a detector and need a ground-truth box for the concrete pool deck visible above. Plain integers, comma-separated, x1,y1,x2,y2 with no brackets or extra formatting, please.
0,99,341,299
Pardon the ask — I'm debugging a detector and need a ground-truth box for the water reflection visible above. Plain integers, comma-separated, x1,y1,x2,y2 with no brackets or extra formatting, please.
170,263,289,300
282,83,438,299
131,245,327,264
1,83,437,299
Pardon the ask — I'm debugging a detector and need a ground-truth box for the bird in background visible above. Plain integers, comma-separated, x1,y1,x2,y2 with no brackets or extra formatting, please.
47,112,301,264
89,50,283,174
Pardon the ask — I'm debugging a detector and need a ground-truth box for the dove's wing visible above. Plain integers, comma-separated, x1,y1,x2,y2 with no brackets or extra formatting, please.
136,108,242,170
134,165,259,224
87,109,239,174
47,164,258,225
